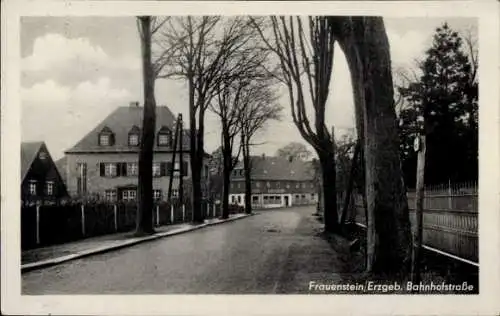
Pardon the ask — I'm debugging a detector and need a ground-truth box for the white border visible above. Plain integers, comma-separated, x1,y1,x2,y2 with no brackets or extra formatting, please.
2,1,500,315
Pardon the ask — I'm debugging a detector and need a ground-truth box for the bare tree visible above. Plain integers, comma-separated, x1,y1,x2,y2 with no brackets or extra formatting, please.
329,17,412,276
238,82,282,214
155,16,258,223
135,16,167,236
252,16,339,233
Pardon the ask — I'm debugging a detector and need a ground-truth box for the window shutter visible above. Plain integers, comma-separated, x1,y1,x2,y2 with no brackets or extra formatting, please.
116,163,122,176
110,134,115,146
182,161,188,176
99,163,105,177
166,162,173,176
160,162,167,176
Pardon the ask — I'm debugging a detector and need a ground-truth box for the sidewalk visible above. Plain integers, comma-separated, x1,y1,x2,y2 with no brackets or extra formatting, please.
22,213,254,272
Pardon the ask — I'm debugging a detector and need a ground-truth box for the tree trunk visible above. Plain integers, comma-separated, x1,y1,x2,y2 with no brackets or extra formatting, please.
188,77,203,224
243,139,252,214
221,129,232,219
136,16,156,236
318,151,339,233
351,17,412,276
340,140,361,225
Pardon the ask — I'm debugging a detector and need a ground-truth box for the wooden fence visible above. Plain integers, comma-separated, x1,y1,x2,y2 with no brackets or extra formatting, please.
339,182,478,263
21,201,241,250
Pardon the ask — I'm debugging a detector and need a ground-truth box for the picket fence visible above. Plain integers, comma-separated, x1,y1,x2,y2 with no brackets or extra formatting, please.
337,181,478,263
21,201,239,250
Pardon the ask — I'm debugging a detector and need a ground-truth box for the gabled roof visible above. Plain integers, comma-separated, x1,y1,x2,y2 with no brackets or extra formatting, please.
21,141,44,181
55,156,68,186
65,105,190,154
233,155,315,181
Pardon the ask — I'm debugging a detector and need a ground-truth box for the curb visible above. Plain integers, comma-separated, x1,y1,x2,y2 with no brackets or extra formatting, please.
21,212,257,273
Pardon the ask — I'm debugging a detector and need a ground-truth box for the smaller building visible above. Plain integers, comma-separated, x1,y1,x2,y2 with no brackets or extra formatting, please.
229,155,318,209
21,142,68,204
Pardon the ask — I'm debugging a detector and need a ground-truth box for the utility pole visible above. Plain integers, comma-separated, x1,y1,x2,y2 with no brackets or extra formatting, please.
178,114,184,205
411,114,427,289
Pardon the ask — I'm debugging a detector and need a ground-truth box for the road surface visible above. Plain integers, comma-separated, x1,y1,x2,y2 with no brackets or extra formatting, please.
22,206,359,294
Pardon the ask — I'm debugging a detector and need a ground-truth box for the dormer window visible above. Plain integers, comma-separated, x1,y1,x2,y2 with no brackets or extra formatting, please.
157,126,172,147
128,126,141,146
98,127,115,146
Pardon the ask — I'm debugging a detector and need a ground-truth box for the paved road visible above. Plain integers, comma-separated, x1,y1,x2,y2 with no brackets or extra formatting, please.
22,206,360,294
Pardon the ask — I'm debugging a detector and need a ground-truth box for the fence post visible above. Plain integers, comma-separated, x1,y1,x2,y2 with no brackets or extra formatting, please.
36,204,40,245
170,204,174,224
81,204,86,236
114,204,118,232
182,204,186,222
156,205,160,227
448,179,453,209
213,203,216,218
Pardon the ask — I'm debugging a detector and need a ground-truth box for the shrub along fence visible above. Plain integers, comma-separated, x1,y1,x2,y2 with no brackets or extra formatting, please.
21,200,241,250
337,181,478,263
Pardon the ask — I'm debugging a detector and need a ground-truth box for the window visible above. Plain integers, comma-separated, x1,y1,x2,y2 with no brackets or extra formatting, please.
152,162,161,177
98,127,115,146
99,134,110,146
157,126,172,146
122,190,137,201
29,181,37,195
276,182,280,189
252,195,259,202
231,196,236,203
105,190,117,202
310,183,314,188
172,189,179,198
45,181,54,196
296,183,300,189
286,183,290,189
266,182,271,188
302,183,306,189
104,163,117,177
127,162,138,176
295,194,299,199
76,163,87,194
237,182,241,189
256,182,261,188
230,183,234,189
153,190,162,200
128,134,139,146
311,193,315,198
237,196,241,203
301,194,306,199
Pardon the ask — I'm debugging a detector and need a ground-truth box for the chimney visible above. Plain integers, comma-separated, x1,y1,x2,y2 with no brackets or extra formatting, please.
129,101,140,107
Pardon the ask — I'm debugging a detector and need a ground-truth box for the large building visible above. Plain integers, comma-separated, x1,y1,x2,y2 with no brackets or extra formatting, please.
21,141,68,204
229,155,318,209
62,103,209,202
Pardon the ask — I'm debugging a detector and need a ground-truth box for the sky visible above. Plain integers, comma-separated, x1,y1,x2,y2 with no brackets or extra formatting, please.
20,17,477,161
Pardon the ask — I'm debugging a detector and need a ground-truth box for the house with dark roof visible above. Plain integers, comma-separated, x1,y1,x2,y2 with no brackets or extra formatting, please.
229,155,318,208
21,141,68,204
63,103,209,202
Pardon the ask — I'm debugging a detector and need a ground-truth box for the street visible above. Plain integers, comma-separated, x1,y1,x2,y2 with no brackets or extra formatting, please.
22,206,361,294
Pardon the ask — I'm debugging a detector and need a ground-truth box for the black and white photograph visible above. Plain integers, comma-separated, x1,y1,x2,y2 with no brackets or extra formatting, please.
2,1,499,315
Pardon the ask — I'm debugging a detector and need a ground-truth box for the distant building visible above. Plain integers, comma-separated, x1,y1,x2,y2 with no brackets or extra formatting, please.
229,155,318,209
21,141,68,204
62,103,209,202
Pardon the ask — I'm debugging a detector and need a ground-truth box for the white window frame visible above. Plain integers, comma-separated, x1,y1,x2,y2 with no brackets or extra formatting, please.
127,162,138,176
153,189,162,200
172,188,179,198
266,182,271,188
122,189,137,201
152,162,161,177
45,181,54,196
29,181,37,195
100,134,110,146
158,133,171,146
105,163,117,177
129,134,139,146
255,182,260,188
105,190,117,201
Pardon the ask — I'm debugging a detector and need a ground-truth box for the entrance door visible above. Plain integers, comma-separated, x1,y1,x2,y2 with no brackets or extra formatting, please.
284,196,289,207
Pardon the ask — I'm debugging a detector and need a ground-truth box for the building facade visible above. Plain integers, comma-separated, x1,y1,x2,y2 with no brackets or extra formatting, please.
21,142,68,204
229,155,318,209
63,104,209,202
